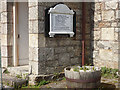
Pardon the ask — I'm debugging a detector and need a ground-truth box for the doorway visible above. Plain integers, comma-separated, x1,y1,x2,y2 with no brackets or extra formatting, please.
13,2,29,66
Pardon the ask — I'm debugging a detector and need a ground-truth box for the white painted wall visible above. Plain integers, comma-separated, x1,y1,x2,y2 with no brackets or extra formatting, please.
18,2,29,65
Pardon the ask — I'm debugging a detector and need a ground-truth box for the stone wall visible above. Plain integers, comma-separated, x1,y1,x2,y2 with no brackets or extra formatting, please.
29,2,93,75
44,3,82,74
1,2,13,67
2,1,119,75
0,2,93,75
92,1,120,69
29,2,82,75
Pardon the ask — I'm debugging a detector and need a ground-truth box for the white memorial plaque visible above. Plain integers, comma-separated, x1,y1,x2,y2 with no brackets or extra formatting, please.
48,4,75,37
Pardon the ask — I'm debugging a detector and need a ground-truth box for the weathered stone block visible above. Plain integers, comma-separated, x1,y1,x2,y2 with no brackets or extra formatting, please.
102,10,115,21
115,28,120,33
105,1,118,10
1,58,8,68
71,41,80,46
94,31,100,40
38,48,54,61
29,6,38,20
54,47,66,54
38,48,46,61
67,46,74,52
94,28,100,31
113,53,118,61
38,61,46,74
94,11,101,22
29,47,38,61
95,3,101,11
94,22,99,28
1,2,7,12
45,48,54,61
69,52,75,58
97,41,112,49
1,12,7,23
45,60,59,67
76,32,81,40
74,46,81,57
71,57,80,65
99,22,111,28
1,35,7,45
114,33,118,41
85,40,91,47
109,42,118,49
38,21,44,33
29,61,38,75
76,22,81,29
29,74,38,85
29,34,38,47
101,28,114,40
116,10,120,19
38,6,46,20
29,20,38,34
58,53,70,66
99,49,113,61
118,23,120,28
85,24,91,33
111,22,117,27
54,54,59,60
75,10,82,15
1,46,12,57
93,51,98,58
38,34,45,47
58,39,71,46
45,67,58,74
101,2,105,10
46,38,58,47
28,1,38,7
65,2,81,10
92,41,99,50
1,23,7,34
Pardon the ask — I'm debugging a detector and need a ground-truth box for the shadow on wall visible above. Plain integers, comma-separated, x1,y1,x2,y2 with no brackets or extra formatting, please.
84,2,95,65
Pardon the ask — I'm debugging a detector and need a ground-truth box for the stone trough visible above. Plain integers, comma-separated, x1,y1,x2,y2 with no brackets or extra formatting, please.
64,66,101,88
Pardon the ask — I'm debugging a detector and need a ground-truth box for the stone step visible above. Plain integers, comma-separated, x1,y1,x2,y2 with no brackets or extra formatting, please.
1,73,28,88
7,65,29,79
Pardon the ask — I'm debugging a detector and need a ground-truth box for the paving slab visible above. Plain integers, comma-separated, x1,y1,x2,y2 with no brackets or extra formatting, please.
1,73,27,88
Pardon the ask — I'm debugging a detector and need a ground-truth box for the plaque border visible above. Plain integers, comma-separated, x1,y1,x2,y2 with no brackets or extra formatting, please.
45,3,76,37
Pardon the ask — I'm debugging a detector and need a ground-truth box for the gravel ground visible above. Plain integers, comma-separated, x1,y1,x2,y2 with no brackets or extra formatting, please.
40,77,119,89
